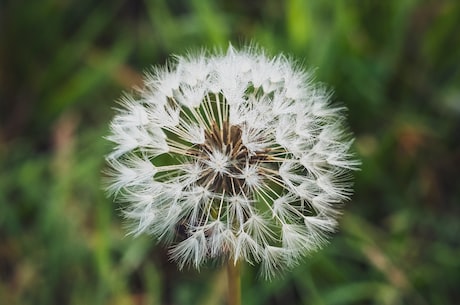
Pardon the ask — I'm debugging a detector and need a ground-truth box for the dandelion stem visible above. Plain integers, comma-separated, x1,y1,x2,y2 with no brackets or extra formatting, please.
227,259,241,305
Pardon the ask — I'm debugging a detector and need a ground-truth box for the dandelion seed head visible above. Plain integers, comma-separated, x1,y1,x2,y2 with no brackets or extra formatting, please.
105,45,359,279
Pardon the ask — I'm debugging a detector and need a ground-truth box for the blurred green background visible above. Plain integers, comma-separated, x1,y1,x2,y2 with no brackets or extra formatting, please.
1,0,459,304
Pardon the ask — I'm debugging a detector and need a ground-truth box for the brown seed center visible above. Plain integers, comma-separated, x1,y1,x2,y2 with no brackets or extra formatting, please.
192,121,268,195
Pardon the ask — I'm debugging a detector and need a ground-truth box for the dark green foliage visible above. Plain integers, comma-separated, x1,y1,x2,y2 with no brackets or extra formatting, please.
1,0,459,304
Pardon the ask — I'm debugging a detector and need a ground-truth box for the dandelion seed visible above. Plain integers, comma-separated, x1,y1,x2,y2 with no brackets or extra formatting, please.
105,45,359,279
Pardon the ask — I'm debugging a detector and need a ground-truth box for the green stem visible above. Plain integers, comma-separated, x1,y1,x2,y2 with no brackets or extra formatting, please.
227,259,241,305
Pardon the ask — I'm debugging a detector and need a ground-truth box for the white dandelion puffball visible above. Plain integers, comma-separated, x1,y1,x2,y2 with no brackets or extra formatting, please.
105,45,359,278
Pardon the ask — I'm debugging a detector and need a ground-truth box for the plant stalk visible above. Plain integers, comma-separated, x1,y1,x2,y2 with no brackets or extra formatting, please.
227,259,241,305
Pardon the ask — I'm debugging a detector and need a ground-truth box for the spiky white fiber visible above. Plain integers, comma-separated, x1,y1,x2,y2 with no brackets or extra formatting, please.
105,45,359,279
